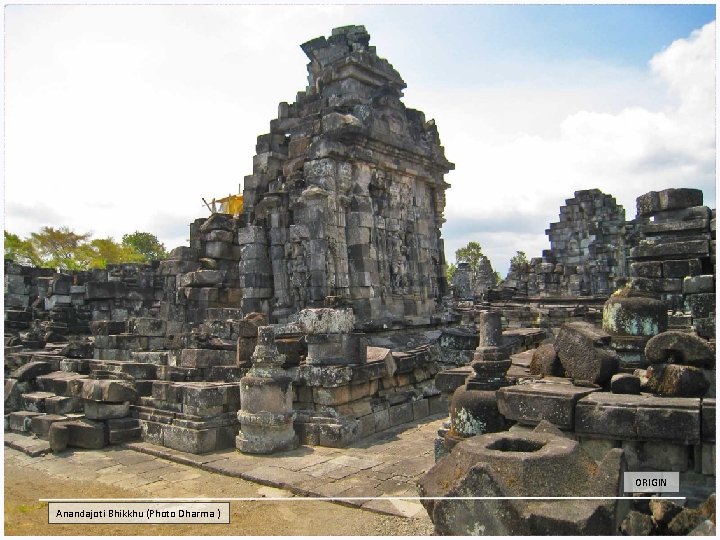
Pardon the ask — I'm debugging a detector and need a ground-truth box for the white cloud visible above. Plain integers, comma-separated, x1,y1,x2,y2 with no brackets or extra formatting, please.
436,20,715,275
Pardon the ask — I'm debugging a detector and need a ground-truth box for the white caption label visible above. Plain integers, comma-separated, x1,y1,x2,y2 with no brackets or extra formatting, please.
623,472,680,493
49,502,230,524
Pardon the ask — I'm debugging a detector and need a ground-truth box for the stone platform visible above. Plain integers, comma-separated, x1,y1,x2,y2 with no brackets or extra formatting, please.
5,414,446,518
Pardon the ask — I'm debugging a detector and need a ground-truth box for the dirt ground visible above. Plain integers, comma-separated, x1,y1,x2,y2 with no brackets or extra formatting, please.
4,453,435,536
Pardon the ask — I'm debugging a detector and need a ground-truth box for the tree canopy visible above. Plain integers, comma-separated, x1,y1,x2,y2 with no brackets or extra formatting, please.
122,231,168,262
4,227,167,270
455,241,486,273
510,250,530,272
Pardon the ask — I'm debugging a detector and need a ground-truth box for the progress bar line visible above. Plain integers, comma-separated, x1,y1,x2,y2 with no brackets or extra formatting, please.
40,496,687,502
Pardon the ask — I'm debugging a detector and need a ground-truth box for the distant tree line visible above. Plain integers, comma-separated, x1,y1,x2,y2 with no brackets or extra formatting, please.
4,227,168,271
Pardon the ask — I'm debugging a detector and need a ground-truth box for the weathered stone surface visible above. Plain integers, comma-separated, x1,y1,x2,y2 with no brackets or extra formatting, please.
684,275,715,294
649,498,683,527
645,363,710,397
645,331,715,368
602,295,667,336
620,510,656,536
497,381,599,429
701,399,715,442
71,379,138,403
554,322,619,385
668,508,707,535
419,429,624,535
529,343,563,376
30,414,67,439
637,188,704,217
295,308,355,334
610,373,641,395
49,423,69,452
63,419,108,449
10,361,52,382
575,393,701,443
84,400,130,420
689,520,716,536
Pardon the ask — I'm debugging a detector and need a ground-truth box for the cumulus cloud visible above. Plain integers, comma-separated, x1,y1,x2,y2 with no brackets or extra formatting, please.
438,20,715,275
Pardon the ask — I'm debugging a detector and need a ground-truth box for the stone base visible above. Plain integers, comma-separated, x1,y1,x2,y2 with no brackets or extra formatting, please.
236,429,298,454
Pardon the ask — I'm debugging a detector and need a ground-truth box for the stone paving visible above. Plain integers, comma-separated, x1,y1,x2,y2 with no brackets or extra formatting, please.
4,414,446,518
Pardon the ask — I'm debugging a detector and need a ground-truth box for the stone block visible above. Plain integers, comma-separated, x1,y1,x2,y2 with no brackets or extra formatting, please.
22,391,55,413
630,261,662,278
72,379,138,402
305,333,367,365
645,363,710,397
637,188,703,216
45,395,82,415
630,240,709,260
8,411,43,432
296,308,355,334
701,399,715,442
663,259,702,278
205,241,240,260
10,361,52,382
576,393,700,443
640,441,690,472
374,408,390,432
412,398,430,420
497,382,599,429
554,322,619,385
701,443,715,475
84,400,130,420
684,275,715,294
179,348,236,368
686,293,715,319
64,419,108,449
388,402,413,426
30,414,67,439
645,331,715,368
529,344,563,376
85,281,126,300
610,373,641,395
49,423,69,452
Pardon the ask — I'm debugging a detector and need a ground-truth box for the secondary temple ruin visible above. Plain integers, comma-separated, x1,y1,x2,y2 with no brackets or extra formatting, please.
4,25,716,536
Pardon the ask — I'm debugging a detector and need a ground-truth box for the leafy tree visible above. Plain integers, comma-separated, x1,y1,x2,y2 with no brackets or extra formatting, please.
122,231,167,262
29,226,92,270
4,230,39,266
510,250,529,273
82,238,145,268
455,241,487,273
446,262,457,282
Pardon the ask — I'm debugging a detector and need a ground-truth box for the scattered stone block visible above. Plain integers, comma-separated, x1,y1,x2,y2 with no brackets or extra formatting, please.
84,400,130,420
296,308,355,334
8,410,43,432
10,361,52,382
645,331,715,368
497,381,599,429
529,343,562,376
63,419,108,449
645,363,710,397
620,510,656,536
30,414,67,439
610,373,641,395
554,322,619,385
49,423,69,452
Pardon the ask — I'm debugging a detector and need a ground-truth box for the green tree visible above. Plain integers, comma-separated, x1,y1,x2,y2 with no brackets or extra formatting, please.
4,230,39,266
122,231,167,262
455,241,486,273
29,226,92,270
81,238,145,268
446,262,457,282
510,250,529,273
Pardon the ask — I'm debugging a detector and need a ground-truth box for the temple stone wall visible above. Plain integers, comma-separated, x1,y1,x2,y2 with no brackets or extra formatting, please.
240,25,453,330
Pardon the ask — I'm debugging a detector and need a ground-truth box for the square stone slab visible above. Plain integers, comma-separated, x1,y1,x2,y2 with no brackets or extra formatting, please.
497,381,600,429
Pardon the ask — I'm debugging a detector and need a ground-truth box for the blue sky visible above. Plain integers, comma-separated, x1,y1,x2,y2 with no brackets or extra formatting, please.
4,4,716,276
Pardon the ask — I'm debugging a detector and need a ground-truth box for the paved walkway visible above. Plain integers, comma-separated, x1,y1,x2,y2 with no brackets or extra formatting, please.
4,414,445,518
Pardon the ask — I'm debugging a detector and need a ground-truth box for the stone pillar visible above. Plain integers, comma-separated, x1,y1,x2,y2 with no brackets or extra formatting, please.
236,326,298,454
474,310,507,361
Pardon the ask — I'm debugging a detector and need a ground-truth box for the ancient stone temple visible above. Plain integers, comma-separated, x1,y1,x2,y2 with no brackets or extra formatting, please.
239,25,454,329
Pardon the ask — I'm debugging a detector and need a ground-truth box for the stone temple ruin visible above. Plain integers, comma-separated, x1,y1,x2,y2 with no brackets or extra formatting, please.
4,25,716,536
